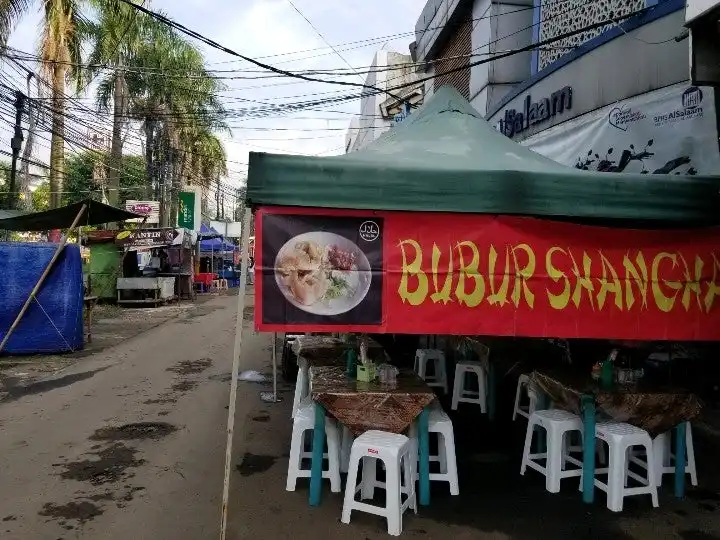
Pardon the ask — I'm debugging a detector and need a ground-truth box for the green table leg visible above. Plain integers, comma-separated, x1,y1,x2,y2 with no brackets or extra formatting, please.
674,421,687,498
581,395,596,504
418,407,430,506
309,403,326,506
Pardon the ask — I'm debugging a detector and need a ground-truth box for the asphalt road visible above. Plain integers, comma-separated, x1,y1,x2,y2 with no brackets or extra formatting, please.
0,292,266,540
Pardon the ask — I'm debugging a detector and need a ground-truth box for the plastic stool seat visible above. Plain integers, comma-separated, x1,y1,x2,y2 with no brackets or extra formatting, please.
414,349,448,394
451,360,487,413
646,422,698,487
341,430,416,536
286,399,341,494
408,404,460,496
592,422,659,512
520,409,584,493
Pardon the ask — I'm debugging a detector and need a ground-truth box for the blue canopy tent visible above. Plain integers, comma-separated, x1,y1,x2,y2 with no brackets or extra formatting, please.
198,224,238,283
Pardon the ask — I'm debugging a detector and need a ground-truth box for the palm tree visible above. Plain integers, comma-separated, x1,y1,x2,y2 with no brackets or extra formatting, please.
126,22,227,225
0,0,85,209
87,0,144,209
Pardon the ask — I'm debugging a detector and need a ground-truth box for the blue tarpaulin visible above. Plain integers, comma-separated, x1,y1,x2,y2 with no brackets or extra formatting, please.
0,242,84,354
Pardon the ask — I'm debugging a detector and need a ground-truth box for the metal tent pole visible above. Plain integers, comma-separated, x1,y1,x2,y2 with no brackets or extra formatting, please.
220,207,252,540
0,203,87,355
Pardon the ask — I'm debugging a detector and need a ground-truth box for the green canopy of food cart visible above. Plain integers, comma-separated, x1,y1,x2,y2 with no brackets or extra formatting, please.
246,85,720,223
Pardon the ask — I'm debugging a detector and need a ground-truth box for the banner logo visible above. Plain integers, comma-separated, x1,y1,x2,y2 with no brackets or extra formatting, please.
359,221,380,242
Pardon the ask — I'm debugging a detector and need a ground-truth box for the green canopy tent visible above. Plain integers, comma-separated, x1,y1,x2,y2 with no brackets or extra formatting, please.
221,87,720,525
247,85,720,224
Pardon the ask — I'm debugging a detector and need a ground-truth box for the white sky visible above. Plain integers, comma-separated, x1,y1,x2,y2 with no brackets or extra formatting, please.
0,0,423,203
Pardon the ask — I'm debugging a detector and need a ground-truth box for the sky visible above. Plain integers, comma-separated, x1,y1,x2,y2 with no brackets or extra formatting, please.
0,0,424,204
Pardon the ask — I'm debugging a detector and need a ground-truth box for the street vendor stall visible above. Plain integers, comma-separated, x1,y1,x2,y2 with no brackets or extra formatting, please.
115,227,195,304
0,200,142,355
220,86,720,536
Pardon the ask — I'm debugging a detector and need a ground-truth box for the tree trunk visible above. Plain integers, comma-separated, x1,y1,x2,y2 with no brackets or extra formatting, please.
215,178,220,219
107,69,125,211
144,119,154,200
49,65,66,209
19,74,37,211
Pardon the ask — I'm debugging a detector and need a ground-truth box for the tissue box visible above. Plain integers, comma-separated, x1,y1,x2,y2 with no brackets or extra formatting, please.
356,363,376,382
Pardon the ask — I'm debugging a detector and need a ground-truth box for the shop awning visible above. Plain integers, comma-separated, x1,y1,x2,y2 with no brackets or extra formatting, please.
247,86,720,223
0,199,143,231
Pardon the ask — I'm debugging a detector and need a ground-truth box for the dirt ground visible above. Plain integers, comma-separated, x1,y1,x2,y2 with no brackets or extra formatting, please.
0,290,233,392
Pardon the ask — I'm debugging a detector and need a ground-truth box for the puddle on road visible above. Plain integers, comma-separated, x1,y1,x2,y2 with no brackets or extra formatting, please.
143,397,177,405
90,422,177,441
55,443,145,485
166,358,213,375
171,380,198,392
0,367,110,403
39,501,103,526
236,453,277,476
208,372,232,382
252,415,270,422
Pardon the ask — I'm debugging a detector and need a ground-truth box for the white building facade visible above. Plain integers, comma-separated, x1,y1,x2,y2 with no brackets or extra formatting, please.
345,50,425,153
413,0,720,175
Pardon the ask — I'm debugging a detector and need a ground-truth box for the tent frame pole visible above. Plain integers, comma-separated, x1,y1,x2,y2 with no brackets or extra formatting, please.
220,207,252,540
0,203,87,355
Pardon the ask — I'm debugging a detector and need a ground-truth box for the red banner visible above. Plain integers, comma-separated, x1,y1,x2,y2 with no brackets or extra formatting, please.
255,207,720,341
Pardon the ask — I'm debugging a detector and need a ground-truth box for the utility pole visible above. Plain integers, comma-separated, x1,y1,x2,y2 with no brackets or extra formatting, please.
7,91,26,210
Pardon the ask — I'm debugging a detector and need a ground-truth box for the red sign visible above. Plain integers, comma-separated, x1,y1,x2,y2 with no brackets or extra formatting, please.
255,207,720,341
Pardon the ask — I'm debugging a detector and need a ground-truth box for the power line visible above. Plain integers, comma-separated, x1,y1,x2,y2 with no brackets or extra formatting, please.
116,0,414,107
284,0,365,84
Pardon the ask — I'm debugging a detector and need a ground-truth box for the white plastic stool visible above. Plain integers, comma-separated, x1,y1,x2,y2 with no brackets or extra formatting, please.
633,423,697,488
291,357,310,419
217,279,229,290
451,361,487,413
414,349,448,393
286,399,341,493
408,405,459,495
341,430,416,536
593,422,659,512
512,374,540,421
520,409,584,493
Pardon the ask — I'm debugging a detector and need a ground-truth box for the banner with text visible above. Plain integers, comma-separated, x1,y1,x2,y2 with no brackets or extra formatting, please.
523,84,720,175
255,207,720,340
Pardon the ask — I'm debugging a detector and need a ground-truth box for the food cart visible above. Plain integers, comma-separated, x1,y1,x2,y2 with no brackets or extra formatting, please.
219,86,720,537
115,227,195,305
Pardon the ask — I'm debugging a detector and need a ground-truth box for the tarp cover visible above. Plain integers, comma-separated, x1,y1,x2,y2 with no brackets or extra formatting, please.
199,224,236,252
247,86,720,223
0,242,83,354
0,199,143,231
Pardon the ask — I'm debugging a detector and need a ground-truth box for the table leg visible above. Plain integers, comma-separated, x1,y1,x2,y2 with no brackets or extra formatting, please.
674,421,687,498
581,394,596,504
309,403,326,506
418,407,430,506
487,361,496,422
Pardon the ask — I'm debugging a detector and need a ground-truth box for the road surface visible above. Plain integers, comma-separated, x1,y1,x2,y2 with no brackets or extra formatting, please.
0,292,267,540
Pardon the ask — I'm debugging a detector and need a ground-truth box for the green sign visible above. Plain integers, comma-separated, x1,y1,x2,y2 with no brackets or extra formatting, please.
178,191,195,229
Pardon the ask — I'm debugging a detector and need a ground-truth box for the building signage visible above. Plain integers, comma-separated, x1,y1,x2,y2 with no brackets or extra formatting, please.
497,86,573,137
124,200,159,224
255,207,720,341
178,191,196,230
115,228,177,248
522,84,720,175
